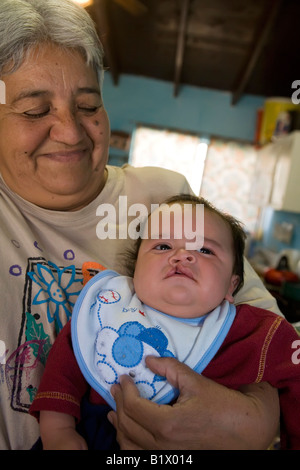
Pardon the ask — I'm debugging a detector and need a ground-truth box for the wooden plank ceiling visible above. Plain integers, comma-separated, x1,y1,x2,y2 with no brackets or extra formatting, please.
88,0,300,104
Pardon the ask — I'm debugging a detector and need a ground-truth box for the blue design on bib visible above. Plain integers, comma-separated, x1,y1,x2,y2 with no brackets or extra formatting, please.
94,315,175,396
113,335,144,367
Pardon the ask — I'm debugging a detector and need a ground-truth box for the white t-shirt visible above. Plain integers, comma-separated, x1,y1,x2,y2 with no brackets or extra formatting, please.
0,164,281,449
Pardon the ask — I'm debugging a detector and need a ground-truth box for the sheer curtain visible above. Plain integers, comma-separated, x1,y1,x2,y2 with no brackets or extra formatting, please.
200,138,259,231
129,125,208,196
130,126,258,232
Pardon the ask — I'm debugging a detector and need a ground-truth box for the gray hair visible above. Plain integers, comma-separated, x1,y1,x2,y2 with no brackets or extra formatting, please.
0,0,104,85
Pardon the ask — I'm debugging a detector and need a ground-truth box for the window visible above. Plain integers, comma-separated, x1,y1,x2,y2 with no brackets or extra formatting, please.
130,126,259,232
199,138,259,232
129,125,208,195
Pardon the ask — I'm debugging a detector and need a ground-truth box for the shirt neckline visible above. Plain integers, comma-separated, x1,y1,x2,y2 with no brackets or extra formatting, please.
0,166,118,225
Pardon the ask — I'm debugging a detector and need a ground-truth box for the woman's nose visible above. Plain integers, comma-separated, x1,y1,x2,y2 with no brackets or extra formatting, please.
169,248,196,264
49,110,84,145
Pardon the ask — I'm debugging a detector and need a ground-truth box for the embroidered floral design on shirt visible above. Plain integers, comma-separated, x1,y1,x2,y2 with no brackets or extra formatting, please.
28,261,82,332
5,258,83,412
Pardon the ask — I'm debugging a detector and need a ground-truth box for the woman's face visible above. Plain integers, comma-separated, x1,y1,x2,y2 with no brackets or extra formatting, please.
0,43,110,210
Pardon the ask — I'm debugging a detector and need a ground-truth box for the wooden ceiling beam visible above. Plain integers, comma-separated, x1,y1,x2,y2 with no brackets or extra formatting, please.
231,0,283,105
92,0,120,85
173,0,190,97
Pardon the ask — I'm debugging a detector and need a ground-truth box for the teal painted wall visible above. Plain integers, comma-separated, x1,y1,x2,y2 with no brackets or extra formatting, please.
102,72,300,250
102,73,264,142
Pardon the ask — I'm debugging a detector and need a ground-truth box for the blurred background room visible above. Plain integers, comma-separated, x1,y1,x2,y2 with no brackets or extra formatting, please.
75,0,300,323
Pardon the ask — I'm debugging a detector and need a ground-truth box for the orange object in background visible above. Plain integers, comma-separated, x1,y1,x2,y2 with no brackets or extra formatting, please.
264,254,299,286
264,268,299,286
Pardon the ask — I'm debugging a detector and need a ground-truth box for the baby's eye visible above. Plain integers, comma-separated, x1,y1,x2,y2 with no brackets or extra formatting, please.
198,247,213,255
154,243,171,251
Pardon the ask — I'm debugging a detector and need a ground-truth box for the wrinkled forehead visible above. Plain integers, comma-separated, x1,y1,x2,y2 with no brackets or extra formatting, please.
1,44,101,104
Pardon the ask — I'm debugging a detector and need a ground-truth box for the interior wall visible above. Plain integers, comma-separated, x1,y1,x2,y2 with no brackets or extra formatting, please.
102,72,264,143
260,207,300,253
102,72,300,251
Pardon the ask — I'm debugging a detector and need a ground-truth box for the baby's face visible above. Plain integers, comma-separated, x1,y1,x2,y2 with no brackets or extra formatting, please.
133,204,239,318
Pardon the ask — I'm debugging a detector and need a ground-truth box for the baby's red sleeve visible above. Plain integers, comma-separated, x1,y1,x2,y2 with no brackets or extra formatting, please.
29,321,88,422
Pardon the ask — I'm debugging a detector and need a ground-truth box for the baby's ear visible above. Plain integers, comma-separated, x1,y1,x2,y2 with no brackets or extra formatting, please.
225,275,240,303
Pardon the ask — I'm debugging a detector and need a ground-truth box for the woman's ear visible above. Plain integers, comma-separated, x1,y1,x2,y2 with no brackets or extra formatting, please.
225,275,240,303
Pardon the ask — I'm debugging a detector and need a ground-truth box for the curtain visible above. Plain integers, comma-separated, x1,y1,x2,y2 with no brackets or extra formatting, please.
200,138,258,231
130,126,207,195
130,127,258,232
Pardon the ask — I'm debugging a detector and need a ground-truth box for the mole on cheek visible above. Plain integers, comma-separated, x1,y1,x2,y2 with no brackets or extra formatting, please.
94,120,99,126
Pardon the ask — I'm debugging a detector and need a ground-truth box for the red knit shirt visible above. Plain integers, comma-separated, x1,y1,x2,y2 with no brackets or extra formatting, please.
30,304,300,449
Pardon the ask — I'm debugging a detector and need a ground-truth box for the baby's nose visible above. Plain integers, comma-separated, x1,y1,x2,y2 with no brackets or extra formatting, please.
170,248,195,264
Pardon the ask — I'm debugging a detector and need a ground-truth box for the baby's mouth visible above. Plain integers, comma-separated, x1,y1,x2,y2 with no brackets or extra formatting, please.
166,265,194,280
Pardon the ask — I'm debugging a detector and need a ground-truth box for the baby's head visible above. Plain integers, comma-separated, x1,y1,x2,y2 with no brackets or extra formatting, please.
126,194,246,318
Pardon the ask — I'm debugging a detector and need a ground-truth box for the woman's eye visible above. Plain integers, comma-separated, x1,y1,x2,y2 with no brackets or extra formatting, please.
24,108,50,118
78,105,100,114
23,105,101,118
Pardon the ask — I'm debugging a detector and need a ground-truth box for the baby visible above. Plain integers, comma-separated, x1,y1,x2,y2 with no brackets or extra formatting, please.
30,195,300,450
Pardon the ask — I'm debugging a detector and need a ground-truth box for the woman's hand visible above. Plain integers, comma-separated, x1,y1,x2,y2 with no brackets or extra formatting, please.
107,356,279,450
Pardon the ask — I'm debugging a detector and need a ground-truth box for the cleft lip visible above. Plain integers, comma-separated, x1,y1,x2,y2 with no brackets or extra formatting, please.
165,264,194,280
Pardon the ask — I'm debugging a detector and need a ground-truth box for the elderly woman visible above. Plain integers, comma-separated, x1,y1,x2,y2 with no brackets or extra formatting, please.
0,0,280,450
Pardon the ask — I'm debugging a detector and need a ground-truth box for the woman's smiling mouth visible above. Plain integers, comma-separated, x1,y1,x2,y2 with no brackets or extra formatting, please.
40,149,88,162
